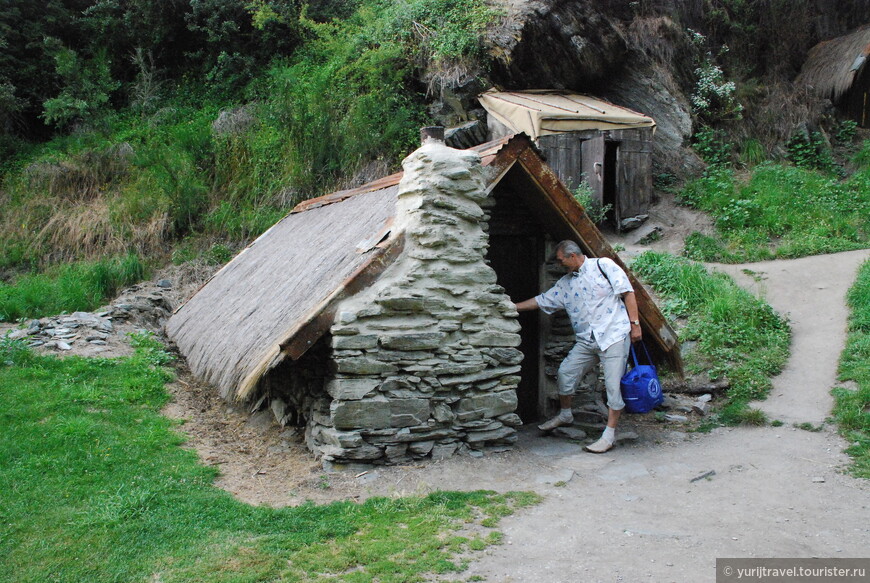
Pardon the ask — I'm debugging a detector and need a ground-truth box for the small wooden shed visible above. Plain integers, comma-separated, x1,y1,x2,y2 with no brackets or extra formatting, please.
797,25,870,128
478,90,656,231
166,134,680,465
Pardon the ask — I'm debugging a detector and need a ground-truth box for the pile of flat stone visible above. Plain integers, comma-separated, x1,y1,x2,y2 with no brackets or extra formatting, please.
273,141,525,466
4,279,175,352
8,311,116,351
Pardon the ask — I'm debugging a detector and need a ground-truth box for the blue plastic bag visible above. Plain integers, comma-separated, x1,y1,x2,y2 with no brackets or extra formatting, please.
620,341,663,414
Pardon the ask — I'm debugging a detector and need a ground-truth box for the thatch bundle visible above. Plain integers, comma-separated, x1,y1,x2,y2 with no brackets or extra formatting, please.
797,25,870,102
165,184,401,401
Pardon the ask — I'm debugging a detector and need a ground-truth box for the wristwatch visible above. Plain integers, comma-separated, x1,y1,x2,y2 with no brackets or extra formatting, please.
630,320,640,325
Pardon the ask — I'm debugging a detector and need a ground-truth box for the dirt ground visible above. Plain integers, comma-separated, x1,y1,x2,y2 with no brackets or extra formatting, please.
5,195,870,580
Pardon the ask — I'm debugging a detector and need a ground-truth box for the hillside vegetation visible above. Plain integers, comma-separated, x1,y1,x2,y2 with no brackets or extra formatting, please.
1,0,496,277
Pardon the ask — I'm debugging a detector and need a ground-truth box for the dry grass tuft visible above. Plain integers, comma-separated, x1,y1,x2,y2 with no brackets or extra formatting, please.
35,198,170,263
730,82,827,154
23,144,133,202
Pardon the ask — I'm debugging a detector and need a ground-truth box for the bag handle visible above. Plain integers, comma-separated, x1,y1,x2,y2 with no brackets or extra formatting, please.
628,340,654,367
639,340,653,364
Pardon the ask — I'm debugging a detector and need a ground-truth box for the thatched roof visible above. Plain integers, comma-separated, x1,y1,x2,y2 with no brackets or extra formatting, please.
797,25,870,102
166,134,681,401
165,183,403,400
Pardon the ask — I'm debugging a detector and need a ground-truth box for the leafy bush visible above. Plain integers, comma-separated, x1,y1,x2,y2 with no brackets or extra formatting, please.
41,42,120,129
834,120,858,145
572,179,611,224
692,127,732,166
786,130,839,175
687,29,743,124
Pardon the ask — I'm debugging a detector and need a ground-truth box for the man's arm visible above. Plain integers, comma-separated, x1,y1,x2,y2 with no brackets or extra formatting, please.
622,291,642,342
514,298,539,312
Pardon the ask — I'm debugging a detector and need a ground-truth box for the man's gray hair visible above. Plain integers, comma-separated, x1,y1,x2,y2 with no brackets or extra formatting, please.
555,240,583,257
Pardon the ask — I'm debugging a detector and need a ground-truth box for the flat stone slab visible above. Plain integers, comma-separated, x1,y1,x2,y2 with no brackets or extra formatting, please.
527,438,584,457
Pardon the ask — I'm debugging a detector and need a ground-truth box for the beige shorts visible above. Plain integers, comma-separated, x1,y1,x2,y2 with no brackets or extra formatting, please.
557,335,631,410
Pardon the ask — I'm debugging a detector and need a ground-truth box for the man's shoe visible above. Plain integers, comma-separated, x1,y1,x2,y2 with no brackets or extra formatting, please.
584,436,614,453
538,414,573,431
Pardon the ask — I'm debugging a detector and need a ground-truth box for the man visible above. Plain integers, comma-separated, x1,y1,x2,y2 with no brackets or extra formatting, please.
514,240,642,453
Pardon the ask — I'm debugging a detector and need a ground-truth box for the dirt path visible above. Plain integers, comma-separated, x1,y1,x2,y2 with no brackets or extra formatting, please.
452,248,870,581
153,249,870,582
712,252,869,425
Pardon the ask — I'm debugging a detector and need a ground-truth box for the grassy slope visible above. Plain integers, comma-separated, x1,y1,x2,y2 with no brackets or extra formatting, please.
631,251,791,426
681,140,870,263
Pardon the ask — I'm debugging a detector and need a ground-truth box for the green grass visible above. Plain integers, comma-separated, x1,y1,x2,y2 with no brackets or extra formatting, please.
631,251,790,424
680,153,870,263
0,253,147,322
0,335,540,582
833,258,870,477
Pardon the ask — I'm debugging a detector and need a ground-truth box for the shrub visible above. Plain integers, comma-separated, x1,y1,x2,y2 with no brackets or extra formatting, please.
786,130,839,175
572,179,611,224
41,42,120,129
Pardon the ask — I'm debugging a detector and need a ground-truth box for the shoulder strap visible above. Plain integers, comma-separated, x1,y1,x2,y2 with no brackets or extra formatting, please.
596,258,611,284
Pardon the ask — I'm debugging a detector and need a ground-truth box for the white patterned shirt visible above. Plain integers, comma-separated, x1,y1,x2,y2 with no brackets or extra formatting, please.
535,257,633,350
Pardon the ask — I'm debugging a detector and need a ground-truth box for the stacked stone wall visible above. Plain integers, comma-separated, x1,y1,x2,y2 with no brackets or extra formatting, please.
305,141,523,465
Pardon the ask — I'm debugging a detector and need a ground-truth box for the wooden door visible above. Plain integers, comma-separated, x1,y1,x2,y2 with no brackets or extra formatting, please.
581,135,605,207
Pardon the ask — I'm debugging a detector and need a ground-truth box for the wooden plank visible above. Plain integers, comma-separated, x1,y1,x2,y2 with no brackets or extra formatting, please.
581,135,605,206
291,173,403,214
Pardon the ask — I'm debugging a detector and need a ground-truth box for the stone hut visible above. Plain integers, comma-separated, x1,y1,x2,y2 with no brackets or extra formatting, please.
478,90,656,231
165,133,680,466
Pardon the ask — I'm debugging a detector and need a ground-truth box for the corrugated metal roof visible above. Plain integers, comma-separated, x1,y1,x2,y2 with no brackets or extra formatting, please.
478,90,655,140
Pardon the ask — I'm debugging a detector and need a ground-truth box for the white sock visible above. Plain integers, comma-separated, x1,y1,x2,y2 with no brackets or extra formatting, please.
602,426,615,442
559,408,573,420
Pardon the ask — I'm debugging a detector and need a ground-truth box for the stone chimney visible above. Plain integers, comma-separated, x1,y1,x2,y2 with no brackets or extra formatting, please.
419,125,445,144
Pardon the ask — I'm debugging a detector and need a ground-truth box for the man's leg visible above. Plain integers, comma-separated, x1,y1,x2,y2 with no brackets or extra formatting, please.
539,339,597,431
585,335,631,453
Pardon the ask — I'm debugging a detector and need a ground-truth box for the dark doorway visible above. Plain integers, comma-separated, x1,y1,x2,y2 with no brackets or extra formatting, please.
488,235,541,421
486,180,546,423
